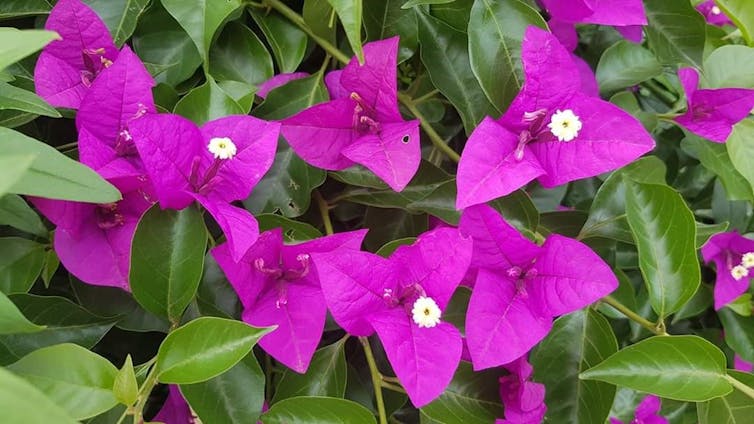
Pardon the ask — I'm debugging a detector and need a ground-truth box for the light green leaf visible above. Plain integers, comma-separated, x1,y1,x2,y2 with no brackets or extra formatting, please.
704,45,754,89
0,154,35,198
625,181,700,318
0,81,60,117
113,355,138,406
161,0,242,61
580,335,732,401
273,337,348,403
468,0,547,108
726,118,754,197
327,0,363,63
698,371,754,423
716,0,754,46
156,317,273,384
0,367,78,424
8,343,119,420
0,237,45,294
0,28,59,70
130,205,207,322
0,291,44,335
644,0,706,68
596,40,663,94
262,396,376,424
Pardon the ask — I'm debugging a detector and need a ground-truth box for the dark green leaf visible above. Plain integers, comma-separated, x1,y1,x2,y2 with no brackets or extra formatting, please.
363,207,427,251
250,10,308,73
257,213,322,243
209,21,274,87
625,181,700,318
273,337,348,402
402,0,454,8
363,0,418,62
596,40,663,94
531,309,618,424
420,362,503,424
0,81,60,117
580,335,732,401
468,0,546,108
0,1,51,19
262,396,377,424
130,205,207,322
0,367,78,424
0,291,44,335
375,237,416,257
416,10,498,134
672,283,713,323
173,77,244,125
161,0,242,61
681,134,753,201
719,308,754,363
610,91,658,132
327,0,363,62
8,343,118,419
643,0,706,68
303,0,336,44
84,0,150,46
698,370,754,423
0,237,45,294
156,316,273,384
254,74,328,120
696,222,729,248
0,194,47,237
181,354,266,424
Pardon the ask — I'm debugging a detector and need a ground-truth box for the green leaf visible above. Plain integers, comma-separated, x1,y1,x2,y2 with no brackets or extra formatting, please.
363,0,418,62
327,0,363,63
375,237,416,257
580,335,732,401
0,291,44,335
420,362,503,424
0,155,35,198
682,133,753,201
262,396,376,424
579,156,667,243
250,10,308,73
8,343,118,420
257,213,322,243
363,207,427,251
719,308,754,363
0,367,78,424
698,370,754,423
1,127,121,203
696,222,729,248
303,0,336,44
672,283,713,323
704,45,754,89
716,0,754,46
0,294,117,365
402,0,454,8
0,81,60,117
0,28,59,70
196,254,241,319
727,118,754,196
181,354,265,424
161,0,242,61
416,10,498,134
0,1,52,19
0,194,47,237
83,0,150,46
244,139,326,218
254,73,328,120
156,316,273,384
468,0,547,108
113,355,138,406
0,237,45,294
727,293,752,317
596,40,663,94
174,77,244,125
610,91,658,132
643,0,706,68
209,21,274,87
531,309,618,424
625,181,700,318
273,337,348,403
130,205,207,322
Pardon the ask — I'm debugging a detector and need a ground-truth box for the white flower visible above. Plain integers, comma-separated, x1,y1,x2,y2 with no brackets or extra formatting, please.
711,6,721,15
742,252,754,268
547,109,582,142
731,265,749,281
207,137,237,160
411,296,442,328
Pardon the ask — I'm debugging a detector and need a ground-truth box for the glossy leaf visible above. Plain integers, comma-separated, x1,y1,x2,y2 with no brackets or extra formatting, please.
719,308,754,363
0,1,51,18
156,316,273,384
0,28,59,70
130,205,207,322
644,0,706,68
363,0,418,62
698,371,754,424
327,0,363,63
2,127,121,203
262,396,377,424
625,181,700,318
181,354,266,424
596,41,663,94
0,291,44,335
250,10,308,73
531,309,618,424
257,213,322,243
420,362,503,424
467,0,547,108
716,0,754,46
84,0,150,46
726,118,754,197
580,335,732,401
173,77,244,125
254,73,328,120
161,0,242,61
0,81,60,117
209,21,274,87
0,195,47,238
273,337,348,403
0,237,45,294
682,133,753,201
8,343,118,419
0,367,78,424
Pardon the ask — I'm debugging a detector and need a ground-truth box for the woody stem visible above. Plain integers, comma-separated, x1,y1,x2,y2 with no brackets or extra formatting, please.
601,295,668,336
360,336,388,424
314,190,334,236
398,92,461,163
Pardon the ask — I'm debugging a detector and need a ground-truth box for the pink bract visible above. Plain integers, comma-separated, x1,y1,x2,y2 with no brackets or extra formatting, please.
701,231,754,310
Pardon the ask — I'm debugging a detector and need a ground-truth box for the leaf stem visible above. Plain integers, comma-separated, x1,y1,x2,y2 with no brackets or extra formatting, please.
641,79,677,107
314,190,334,235
398,92,461,163
131,361,159,424
359,336,388,424
601,295,668,336
381,380,407,394
260,0,350,65
725,374,754,401
412,89,441,105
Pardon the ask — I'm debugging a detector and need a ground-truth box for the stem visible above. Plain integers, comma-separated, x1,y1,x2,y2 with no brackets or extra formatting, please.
314,190,334,235
726,374,754,401
359,336,388,424
602,295,668,336
381,381,407,394
412,89,440,105
398,92,461,163
131,363,159,424
261,0,350,64
642,79,677,107
56,141,77,151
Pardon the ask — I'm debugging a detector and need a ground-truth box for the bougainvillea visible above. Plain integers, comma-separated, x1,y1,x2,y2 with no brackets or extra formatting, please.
3,0,754,423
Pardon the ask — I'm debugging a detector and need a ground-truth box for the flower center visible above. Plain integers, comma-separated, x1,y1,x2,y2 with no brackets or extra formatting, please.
254,254,311,309
95,202,124,229
350,92,380,135
507,265,539,298
411,296,442,328
731,265,749,281
188,136,238,195
711,6,721,15
742,252,754,268
114,103,149,158
208,137,237,160
547,109,582,142
80,48,112,87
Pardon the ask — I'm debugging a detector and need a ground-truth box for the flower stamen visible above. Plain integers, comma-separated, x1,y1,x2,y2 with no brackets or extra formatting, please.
547,109,582,142
411,296,441,328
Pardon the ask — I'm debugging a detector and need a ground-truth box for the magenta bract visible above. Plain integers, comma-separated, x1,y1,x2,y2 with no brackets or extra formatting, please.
609,395,667,424
495,357,547,424
701,231,754,310
281,37,420,192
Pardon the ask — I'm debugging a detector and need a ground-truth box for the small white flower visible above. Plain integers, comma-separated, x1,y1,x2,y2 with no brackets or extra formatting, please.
742,252,754,268
547,109,582,142
711,6,721,15
207,137,237,160
731,265,749,281
411,296,442,328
